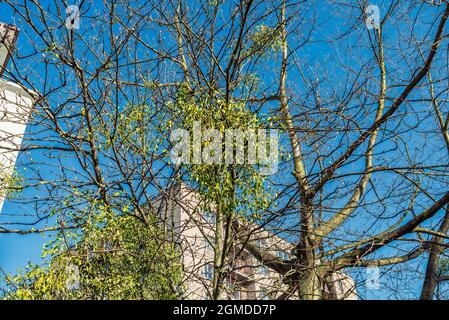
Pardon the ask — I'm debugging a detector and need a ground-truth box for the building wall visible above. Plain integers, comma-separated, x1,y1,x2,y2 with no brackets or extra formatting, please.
0,79,34,213
155,184,358,300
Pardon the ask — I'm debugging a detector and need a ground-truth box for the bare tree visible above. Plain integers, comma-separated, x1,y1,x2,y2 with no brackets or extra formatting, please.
1,0,449,300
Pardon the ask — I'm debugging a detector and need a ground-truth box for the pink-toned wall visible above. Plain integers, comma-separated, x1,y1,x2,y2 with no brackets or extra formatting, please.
154,184,358,300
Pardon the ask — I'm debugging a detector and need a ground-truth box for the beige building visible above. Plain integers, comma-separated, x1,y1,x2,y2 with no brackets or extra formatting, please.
154,184,358,300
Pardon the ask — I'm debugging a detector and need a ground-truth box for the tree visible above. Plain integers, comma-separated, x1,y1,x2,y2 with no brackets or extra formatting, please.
1,0,449,300
2,210,183,300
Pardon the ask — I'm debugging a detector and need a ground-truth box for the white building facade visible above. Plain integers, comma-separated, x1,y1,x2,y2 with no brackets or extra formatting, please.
0,79,33,213
0,22,34,213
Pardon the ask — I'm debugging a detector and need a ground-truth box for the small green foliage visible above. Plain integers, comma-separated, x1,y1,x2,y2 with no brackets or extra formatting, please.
171,85,273,221
246,25,282,58
439,258,449,276
208,0,224,7
0,165,23,200
3,210,183,300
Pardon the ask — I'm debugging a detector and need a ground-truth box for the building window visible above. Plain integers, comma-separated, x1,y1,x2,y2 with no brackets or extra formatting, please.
258,288,270,300
258,264,269,275
203,210,216,224
276,250,290,260
256,239,267,248
204,264,213,280
233,289,241,300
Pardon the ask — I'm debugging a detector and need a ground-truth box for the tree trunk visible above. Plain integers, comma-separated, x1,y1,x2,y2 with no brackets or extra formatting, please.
420,210,449,300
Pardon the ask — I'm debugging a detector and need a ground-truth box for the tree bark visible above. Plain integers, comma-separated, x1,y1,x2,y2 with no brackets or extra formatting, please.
420,210,449,300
